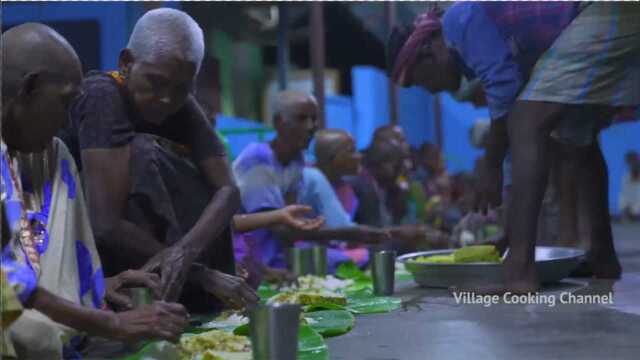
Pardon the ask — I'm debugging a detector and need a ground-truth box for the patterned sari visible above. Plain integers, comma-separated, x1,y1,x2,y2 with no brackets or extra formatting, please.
1,138,104,359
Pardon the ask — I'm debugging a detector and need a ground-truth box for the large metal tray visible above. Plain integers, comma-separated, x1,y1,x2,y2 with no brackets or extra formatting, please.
397,246,585,288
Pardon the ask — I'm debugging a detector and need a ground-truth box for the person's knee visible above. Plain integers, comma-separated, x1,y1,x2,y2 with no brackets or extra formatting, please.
509,101,567,138
10,310,69,360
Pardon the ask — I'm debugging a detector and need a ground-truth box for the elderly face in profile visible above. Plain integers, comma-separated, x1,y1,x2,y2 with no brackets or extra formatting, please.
2,23,83,153
315,129,362,177
272,91,319,155
117,9,204,125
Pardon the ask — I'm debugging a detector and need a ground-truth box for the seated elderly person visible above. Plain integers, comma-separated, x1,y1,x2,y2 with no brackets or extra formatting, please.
233,91,390,277
368,125,413,222
58,9,257,311
346,139,448,253
298,129,370,270
1,23,187,359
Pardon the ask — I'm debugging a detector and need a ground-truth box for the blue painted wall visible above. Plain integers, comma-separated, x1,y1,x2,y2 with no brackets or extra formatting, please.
601,122,640,213
5,1,636,214
398,86,435,148
351,66,434,150
2,1,178,71
440,93,488,174
352,66,392,150
3,2,135,70
216,115,275,160
325,95,356,136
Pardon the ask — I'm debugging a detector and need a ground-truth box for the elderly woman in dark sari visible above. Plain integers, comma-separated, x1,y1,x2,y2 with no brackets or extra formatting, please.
59,8,257,311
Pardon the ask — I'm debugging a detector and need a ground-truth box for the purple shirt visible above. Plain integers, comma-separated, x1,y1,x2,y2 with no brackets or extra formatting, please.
233,143,304,268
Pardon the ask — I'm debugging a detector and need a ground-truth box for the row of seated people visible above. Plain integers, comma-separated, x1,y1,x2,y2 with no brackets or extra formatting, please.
1,9,455,359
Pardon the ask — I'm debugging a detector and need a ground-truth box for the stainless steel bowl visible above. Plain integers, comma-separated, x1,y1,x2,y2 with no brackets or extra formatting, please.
397,246,585,288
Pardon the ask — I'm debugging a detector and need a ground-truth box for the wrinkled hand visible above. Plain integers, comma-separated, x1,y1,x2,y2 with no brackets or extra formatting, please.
277,205,325,231
198,268,259,310
141,246,193,302
473,162,503,215
105,270,161,310
263,267,297,288
107,302,188,344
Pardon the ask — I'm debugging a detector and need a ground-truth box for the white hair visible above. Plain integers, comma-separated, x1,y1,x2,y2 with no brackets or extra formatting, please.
272,90,316,121
127,8,204,71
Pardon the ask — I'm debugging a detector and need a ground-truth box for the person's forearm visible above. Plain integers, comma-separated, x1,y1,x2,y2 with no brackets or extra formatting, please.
97,220,168,269
27,287,116,338
485,117,509,168
272,225,373,245
177,185,240,259
233,211,280,233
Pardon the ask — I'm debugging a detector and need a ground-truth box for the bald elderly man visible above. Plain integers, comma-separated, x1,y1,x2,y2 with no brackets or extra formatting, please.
2,23,187,359
233,92,390,278
298,129,371,270
59,9,257,311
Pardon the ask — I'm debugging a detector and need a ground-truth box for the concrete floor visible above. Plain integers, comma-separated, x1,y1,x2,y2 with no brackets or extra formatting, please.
83,224,639,359
327,224,640,360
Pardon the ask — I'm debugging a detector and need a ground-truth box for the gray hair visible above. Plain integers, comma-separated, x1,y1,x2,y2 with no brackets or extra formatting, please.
127,8,204,71
272,90,316,122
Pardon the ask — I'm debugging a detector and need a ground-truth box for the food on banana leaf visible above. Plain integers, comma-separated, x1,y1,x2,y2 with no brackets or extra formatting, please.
201,311,248,329
275,275,354,292
299,275,354,291
267,289,347,307
178,330,251,360
453,245,501,263
199,352,223,360
409,245,501,264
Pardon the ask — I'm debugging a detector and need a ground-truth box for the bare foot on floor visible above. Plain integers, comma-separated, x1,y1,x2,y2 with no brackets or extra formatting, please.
449,253,540,296
588,251,622,279
569,258,593,278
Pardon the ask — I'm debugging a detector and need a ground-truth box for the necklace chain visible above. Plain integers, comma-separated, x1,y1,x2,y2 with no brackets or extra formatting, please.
6,153,41,275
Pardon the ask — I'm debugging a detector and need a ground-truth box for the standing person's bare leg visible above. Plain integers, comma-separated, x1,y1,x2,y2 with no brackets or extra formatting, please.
577,141,622,279
553,142,596,277
456,101,566,295
503,102,566,293
555,143,580,247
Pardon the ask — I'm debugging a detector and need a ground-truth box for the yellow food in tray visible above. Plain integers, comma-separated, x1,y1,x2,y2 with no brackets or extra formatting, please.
409,245,501,264
267,289,347,306
453,245,501,263
178,329,251,360
411,254,455,264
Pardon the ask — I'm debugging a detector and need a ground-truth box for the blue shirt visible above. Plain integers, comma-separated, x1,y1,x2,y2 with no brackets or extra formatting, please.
442,2,579,120
298,167,356,228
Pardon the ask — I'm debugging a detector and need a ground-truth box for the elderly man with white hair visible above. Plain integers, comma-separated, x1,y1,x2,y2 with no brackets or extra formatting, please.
59,8,258,312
